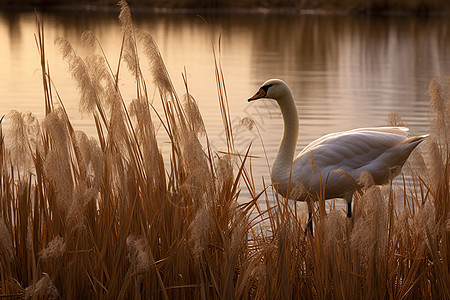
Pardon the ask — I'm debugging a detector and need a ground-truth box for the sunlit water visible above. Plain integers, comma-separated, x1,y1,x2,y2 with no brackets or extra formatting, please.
1,10,449,211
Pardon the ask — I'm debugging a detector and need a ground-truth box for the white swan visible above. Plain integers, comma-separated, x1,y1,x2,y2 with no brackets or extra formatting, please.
248,79,427,232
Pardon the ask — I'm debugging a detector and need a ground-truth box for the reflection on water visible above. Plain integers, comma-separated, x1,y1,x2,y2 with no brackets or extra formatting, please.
1,10,449,201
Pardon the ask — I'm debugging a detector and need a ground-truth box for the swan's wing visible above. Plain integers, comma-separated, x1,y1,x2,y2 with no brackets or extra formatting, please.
298,127,409,156
287,127,426,200
346,127,409,135
308,131,405,171
291,129,411,197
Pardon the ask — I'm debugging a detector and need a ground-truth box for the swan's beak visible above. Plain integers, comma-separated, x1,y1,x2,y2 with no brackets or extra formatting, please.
248,88,266,102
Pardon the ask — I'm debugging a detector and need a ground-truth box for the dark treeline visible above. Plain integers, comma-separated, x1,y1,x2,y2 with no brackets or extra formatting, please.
1,0,450,14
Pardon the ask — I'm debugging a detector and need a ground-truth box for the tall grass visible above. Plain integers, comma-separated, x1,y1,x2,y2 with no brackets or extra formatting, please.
0,1,449,298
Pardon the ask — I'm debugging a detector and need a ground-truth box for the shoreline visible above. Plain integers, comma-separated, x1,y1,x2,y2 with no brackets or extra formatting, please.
1,2,450,16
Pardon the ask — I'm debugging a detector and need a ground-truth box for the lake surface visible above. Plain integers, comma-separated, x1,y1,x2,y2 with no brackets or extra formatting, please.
1,10,449,206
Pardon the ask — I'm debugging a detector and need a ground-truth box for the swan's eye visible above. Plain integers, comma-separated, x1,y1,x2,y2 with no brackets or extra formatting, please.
261,84,273,93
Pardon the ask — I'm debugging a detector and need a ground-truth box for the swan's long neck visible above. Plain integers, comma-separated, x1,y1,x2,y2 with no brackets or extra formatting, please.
272,89,299,177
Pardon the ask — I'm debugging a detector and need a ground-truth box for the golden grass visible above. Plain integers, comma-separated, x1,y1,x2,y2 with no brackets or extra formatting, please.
0,2,449,298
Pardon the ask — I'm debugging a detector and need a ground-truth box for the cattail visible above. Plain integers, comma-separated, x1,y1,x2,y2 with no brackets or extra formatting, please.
39,235,66,260
25,273,59,299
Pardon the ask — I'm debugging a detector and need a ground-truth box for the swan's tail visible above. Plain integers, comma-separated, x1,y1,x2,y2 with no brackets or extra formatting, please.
402,134,429,147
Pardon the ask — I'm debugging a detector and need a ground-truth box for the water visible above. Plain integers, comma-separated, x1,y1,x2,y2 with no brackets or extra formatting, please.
1,10,449,206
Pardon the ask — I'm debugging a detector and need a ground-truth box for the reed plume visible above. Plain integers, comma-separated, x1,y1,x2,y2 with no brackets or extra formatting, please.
4,111,41,174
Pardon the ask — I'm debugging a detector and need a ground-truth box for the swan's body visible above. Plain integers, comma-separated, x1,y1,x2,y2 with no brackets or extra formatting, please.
248,79,427,231
272,126,420,200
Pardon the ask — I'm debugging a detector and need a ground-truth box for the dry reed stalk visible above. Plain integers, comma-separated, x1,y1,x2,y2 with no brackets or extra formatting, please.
0,1,449,299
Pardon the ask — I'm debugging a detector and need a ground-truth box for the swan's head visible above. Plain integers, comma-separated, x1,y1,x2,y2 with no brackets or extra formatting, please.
248,79,290,102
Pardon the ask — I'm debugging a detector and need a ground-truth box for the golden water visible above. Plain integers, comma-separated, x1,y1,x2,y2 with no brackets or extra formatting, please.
1,10,449,204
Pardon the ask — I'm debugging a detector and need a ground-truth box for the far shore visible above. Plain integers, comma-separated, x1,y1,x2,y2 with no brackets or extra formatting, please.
1,0,450,16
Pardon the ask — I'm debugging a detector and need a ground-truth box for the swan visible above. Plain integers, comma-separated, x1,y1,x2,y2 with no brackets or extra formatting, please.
248,79,427,233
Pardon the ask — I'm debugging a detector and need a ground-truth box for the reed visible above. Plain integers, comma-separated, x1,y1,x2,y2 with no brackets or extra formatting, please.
0,2,448,298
